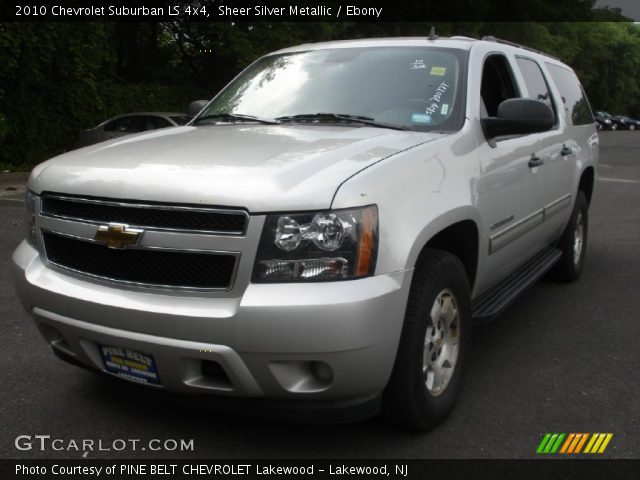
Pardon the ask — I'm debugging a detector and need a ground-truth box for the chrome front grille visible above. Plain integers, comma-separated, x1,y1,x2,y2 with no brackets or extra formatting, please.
41,194,248,234
42,232,237,289
37,194,248,291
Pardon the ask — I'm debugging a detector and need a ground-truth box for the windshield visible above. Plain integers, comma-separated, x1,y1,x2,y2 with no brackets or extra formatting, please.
196,46,467,131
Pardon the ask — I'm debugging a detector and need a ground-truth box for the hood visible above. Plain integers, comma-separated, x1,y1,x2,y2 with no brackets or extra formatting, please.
29,124,444,211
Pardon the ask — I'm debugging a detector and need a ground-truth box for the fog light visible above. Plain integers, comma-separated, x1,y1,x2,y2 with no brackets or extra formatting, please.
310,361,334,383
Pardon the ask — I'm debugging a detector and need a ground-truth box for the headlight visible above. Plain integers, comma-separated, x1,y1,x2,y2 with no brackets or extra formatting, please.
253,205,378,282
24,190,37,246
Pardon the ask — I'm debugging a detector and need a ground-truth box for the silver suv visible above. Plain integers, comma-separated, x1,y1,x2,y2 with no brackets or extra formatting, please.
13,37,598,430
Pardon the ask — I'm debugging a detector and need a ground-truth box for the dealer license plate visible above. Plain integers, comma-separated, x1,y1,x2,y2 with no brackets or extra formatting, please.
99,345,161,385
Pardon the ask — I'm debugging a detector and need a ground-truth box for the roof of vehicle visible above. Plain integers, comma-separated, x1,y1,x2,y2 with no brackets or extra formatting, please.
112,112,187,117
273,37,477,54
272,35,567,69
276,35,547,53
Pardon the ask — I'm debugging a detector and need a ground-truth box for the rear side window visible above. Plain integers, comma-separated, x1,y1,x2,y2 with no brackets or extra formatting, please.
145,116,173,130
169,115,191,125
545,63,594,126
102,119,119,132
515,57,557,123
103,116,145,133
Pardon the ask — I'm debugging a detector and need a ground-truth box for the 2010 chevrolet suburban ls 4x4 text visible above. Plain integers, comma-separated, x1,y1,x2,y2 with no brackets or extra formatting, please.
13,36,598,430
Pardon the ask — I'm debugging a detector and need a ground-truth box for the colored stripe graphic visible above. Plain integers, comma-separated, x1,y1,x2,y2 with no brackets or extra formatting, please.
598,434,614,453
584,433,614,454
536,433,565,454
537,433,613,454
574,433,589,453
559,433,575,453
584,434,598,453
536,434,552,454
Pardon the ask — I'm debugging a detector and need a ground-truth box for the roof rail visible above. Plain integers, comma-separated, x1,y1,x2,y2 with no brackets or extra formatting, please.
481,35,560,61
450,36,477,41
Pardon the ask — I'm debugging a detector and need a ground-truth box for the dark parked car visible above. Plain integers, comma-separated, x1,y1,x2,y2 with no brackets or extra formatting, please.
76,112,191,147
612,115,640,130
594,111,615,130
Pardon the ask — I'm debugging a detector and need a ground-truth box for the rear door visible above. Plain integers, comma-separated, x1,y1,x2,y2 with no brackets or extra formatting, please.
544,62,598,224
513,56,574,246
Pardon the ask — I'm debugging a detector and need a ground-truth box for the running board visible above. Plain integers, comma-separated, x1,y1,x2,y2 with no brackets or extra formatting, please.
472,246,562,323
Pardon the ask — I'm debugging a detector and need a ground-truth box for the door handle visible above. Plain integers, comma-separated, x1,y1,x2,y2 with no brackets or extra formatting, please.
560,145,573,156
528,154,544,168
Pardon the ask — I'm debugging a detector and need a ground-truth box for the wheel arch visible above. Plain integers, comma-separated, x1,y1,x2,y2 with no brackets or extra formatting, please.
409,212,480,292
579,166,595,206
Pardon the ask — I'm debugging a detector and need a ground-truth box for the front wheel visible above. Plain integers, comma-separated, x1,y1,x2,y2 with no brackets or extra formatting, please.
382,249,471,430
630,124,636,131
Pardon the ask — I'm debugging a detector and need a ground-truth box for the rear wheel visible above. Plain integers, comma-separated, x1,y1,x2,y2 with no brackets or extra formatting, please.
383,249,471,430
550,191,588,282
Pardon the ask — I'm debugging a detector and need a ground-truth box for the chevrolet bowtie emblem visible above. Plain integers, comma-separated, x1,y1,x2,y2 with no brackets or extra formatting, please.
94,223,143,249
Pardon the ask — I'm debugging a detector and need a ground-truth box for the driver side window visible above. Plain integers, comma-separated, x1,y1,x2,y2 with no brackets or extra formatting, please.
481,55,519,117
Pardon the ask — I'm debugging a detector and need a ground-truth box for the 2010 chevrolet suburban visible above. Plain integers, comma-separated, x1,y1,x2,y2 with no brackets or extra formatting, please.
13,36,598,430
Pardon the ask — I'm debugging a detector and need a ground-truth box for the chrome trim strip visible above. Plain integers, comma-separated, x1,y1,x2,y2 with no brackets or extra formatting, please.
544,193,572,221
41,229,240,292
489,209,544,254
40,194,249,236
37,216,248,252
488,193,573,255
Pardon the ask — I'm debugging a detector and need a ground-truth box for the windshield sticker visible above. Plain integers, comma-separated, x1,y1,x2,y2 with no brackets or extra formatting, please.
411,113,432,124
424,82,450,115
441,104,449,115
430,66,447,76
429,82,449,102
410,59,427,70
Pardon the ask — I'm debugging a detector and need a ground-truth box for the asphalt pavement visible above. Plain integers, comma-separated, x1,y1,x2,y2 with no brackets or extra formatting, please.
0,132,638,459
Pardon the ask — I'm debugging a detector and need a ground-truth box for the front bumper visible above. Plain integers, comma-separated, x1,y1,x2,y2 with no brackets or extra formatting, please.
12,241,412,414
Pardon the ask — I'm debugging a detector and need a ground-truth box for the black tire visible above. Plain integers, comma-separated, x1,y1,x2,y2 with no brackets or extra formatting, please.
382,249,471,431
630,124,636,131
549,191,588,282
611,123,618,130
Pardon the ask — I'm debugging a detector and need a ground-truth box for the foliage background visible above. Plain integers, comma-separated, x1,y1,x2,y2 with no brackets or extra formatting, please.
0,1,638,169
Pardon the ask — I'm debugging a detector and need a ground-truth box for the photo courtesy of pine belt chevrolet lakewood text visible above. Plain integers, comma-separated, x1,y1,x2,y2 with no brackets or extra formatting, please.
13,36,598,430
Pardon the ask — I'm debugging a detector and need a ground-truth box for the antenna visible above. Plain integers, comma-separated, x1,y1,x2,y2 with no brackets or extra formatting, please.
428,26,438,40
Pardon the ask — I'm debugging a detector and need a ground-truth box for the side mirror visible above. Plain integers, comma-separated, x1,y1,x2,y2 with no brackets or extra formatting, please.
187,100,209,118
481,98,554,139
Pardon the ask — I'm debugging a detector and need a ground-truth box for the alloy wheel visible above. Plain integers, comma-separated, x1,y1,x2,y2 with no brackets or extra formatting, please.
423,289,460,396
573,210,584,266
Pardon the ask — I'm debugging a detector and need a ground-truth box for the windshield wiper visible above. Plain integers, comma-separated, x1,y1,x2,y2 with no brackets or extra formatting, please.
276,113,409,131
193,113,279,125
